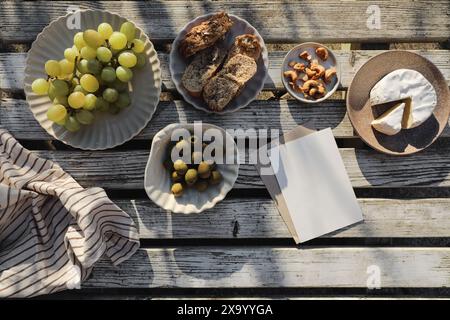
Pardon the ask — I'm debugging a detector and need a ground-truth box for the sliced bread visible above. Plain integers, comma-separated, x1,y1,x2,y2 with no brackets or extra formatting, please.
203,74,240,111
182,46,226,97
220,53,257,86
203,54,257,111
179,12,233,58
227,34,262,61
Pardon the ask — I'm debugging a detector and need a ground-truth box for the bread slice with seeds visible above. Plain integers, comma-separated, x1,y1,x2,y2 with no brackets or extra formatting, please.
202,74,241,111
179,12,233,58
203,54,257,111
181,46,227,97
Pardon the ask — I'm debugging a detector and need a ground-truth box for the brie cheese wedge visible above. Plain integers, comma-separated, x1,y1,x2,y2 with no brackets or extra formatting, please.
371,102,406,135
370,69,437,129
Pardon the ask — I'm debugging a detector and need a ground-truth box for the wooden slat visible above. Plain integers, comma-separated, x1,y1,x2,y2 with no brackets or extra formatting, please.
120,198,450,238
0,97,354,139
1,1,450,43
83,247,450,288
26,146,450,189
4,97,450,141
2,50,450,91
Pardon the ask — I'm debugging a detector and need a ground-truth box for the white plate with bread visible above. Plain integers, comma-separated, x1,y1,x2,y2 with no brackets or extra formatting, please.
169,12,269,114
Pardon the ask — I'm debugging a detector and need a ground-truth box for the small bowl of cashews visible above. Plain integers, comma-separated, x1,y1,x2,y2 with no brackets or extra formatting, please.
281,42,340,103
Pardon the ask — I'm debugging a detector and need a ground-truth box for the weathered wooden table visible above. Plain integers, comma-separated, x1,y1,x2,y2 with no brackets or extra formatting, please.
1,1,450,299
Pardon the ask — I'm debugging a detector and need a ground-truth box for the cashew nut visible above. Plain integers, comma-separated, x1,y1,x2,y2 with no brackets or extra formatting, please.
301,80,327,98
310,64,325,79
283,70,298,82
315,47,329,60
288,60,297,68
299,50,312,61
305,68,316,78
293,63,305,71
324,67,337,83
301,74,309,82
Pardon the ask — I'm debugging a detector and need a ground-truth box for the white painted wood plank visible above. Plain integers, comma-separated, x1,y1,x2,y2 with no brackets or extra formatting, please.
120,198,450,238
83,247,450,288
2,50,450,91
1,1,450,43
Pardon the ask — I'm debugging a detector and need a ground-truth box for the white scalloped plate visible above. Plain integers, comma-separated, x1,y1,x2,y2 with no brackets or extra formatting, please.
144,123,239,214
169,13,269,114
24,9,161,150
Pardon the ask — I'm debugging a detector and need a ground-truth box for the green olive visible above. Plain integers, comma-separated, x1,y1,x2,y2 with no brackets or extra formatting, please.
171,183,184,197
195,180,208,192
191,151,203,164
205,159,217,170
209,170,222,185
171,171,183,182
173,159,188,175
198,161,211,179
185,168,198,186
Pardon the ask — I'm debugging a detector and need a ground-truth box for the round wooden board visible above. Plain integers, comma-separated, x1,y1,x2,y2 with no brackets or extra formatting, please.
346,51,450,155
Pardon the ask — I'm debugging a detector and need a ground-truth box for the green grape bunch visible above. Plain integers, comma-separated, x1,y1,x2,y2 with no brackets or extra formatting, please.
31,21,147,132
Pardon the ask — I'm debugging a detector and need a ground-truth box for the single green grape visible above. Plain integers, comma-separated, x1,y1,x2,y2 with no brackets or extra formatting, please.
53,95,68,106
54,114,67,126
116,66,133,82
101,66,116,82
73,84,88,95
68,91,86,109
80,74,99,93
109,32,127,50
75,109,95,125
59,59,75,75
98,22,113,40
95,96,110,112
64,47,78,62
45,60,61,77
118,51,137,68
47,104,67,123
112,79,128,92
87,59,102,75
102,88,119,103
84,93,97,110
120,21,136,41
131,39,145,53
96,46,112,63
83,29,104,48
48,79,69,97
135,53,146,68
73,32,86,50
31,78,49,95
80,46,97,60
64,116,81,132
114,92,131,109
77,59,90,74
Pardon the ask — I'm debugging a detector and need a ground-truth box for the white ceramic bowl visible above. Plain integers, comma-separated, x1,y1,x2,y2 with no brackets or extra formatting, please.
169,13,269,114
281,42,340,104
24,9,161,150
144,123,239,214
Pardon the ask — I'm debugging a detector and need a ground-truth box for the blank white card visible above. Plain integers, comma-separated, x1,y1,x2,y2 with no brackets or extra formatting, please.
269,128,363,242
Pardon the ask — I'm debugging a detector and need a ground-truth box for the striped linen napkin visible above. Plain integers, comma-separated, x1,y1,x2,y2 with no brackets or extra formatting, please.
0,129,140,298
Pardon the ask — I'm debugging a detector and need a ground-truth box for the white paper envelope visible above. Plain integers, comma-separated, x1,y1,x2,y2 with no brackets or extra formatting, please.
268,128,363,243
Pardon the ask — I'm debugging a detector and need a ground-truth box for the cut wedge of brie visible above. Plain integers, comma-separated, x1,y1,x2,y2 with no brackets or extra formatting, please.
370,69,437,129
371,102,406,135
